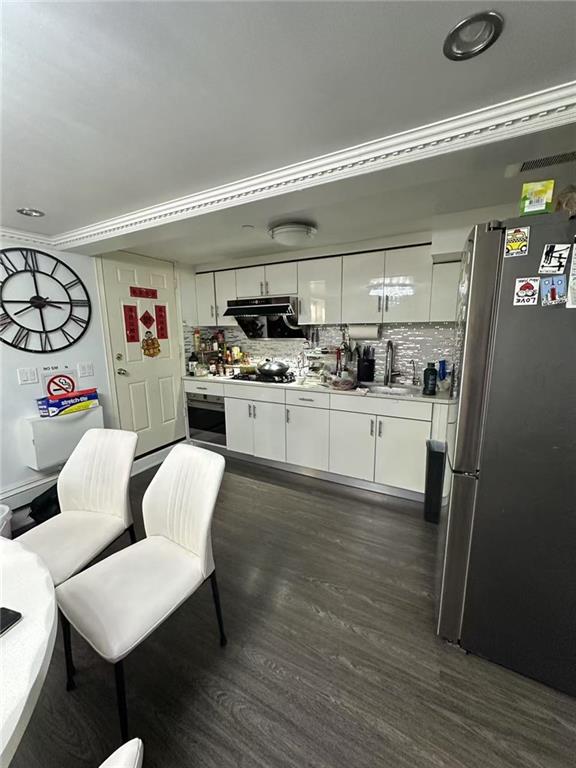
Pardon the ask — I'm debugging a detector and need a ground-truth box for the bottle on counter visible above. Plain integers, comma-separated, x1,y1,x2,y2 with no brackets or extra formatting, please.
187,352,199,376
422,362,438,397
193,328,201,354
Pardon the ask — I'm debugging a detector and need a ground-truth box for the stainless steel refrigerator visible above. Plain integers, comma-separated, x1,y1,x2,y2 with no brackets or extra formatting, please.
436,213,576,697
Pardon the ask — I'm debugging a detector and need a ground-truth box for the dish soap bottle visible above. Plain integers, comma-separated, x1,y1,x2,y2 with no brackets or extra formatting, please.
422,362,438,397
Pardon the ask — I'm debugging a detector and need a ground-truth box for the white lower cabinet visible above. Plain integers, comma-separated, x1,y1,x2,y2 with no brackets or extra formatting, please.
252,401,286,462
329,410,376,482
286,405,330,471
374,416,430,492
225,398,254,455
225,398,285,461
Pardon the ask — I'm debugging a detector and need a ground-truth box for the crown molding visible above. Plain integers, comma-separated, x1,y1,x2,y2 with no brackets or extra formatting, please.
2,82,575,252
0,226,54,248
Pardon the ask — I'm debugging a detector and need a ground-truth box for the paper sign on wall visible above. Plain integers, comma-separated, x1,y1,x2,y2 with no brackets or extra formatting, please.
504,227,530,257
513,277,540,306
155,305,168,339
540,275,567,307
123,305,140,343
42,369,78,396
539,244,570,274
567,244,576,309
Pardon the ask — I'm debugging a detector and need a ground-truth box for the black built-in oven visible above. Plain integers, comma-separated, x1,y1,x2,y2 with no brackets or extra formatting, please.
186,392,226,446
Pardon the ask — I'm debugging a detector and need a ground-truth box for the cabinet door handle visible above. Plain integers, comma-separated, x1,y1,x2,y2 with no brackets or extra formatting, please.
248,403,252,418
298,397,314,402
370,419,375,436
378,420,383,438
260,282,264,295
265,281,269,295
385,295,389,313
196,386,207,391
377,295,382,314
286,408,290,424
253,404,256,419
210,304,214,317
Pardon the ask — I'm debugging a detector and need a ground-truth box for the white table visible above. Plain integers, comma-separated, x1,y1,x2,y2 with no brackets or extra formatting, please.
0,538,57,766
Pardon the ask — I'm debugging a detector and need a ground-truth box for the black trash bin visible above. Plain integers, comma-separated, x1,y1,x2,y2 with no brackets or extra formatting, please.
424,440,446,524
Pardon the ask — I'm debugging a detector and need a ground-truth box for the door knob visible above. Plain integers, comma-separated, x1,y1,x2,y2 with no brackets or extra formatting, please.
115,353,123,361
117,368,128,375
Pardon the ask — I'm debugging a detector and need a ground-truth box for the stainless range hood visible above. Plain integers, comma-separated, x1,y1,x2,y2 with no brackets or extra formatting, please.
223,296,305,339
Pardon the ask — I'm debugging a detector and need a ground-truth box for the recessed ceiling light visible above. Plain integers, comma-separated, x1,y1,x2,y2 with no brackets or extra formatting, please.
443,11,504,61
17,207,45,217
268,221,318,247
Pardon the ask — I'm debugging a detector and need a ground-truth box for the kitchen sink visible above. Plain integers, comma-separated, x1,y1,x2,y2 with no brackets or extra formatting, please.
367,384,421,396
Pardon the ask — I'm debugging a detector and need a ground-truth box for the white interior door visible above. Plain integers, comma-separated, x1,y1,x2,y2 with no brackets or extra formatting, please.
101,253,185,456
214,270,237,326
374,416,430,492
252,401,286,461
329,410,376,481
224,398,254,455
383,246,432,322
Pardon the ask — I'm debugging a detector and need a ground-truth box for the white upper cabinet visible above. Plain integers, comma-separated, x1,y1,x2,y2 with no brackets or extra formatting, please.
341,251,385,324
195,272,216,326
178,269,198,327
265,262,297,295
236,266,266,297
429,261,461,322
383,245,432,323
214,270,237,326
298,256,341,325
236,263,297,297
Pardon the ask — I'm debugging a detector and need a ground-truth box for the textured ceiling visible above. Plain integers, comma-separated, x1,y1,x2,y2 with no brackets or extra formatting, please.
2,1,575,234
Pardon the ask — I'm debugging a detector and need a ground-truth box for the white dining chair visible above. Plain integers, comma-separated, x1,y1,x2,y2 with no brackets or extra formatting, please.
56,443,227,741
99,738,143,768
19,428,139,587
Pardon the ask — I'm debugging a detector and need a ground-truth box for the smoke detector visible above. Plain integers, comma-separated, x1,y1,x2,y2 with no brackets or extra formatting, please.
268,222,318,247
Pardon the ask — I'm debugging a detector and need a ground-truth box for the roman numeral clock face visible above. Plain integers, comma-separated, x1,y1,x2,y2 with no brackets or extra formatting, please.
0,248,91,352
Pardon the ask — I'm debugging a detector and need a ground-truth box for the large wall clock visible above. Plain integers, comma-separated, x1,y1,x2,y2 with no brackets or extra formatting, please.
0,248,92,352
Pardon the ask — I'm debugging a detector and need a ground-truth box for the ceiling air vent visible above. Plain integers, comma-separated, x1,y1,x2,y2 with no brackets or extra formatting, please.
520,151,576,173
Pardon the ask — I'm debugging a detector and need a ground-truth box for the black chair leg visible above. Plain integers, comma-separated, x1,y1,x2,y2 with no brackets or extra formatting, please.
209,571,227,647
127,524,137,544
60,611,76,691
114,661,129,742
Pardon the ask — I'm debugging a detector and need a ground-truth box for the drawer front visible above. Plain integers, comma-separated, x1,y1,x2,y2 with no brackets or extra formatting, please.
330,394,432,421
286,390,331,409
184,379,224,397
223,383,285,404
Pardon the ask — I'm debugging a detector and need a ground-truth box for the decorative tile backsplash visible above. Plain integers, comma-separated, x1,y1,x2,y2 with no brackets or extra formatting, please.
183,322,456,383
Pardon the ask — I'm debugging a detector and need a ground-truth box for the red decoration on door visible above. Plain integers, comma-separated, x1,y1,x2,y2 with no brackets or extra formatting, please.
130,286,158,299
123,305,140,343
139,310,155,329
155,305,168,339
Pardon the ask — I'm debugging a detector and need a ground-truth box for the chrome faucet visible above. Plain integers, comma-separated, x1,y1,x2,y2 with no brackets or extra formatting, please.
384,340,401,386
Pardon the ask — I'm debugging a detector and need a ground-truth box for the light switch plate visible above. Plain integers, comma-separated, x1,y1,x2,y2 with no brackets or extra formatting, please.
77,361,94,378
17,367,39,385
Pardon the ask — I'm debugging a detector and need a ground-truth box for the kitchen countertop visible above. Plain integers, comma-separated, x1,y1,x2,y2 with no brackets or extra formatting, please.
182,375,457,404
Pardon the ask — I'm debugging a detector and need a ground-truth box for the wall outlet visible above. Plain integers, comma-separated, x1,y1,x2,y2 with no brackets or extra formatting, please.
17,367,39,385
77,361,94,378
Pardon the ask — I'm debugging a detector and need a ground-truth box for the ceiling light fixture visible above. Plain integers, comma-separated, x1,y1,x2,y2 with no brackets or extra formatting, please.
268,221,317,247
443,10,504,61
17,207,45,217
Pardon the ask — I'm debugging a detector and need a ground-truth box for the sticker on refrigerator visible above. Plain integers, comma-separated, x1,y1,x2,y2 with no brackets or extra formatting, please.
504,227,530,257
566,244,576,309
539,244,570,274
513,277,540,306
519,180,554,216
540,275,567,307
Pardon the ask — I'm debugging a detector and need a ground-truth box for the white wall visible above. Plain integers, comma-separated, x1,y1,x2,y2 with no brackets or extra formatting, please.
0,242,112,506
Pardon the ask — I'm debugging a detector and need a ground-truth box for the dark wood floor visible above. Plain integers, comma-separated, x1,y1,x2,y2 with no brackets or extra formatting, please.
12,459,576,768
